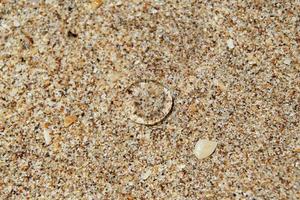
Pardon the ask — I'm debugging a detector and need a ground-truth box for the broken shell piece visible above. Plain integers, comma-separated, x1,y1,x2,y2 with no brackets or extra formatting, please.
177,164,186,171
91,0,103,8
141,169,152,180
283,57,292,65
124,80,173,125
43,129,51,145
194,139,217,159
64,115,77,127
43,122,51,129
227,39,235,49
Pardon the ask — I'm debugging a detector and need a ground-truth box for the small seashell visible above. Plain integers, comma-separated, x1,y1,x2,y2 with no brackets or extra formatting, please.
194,139,217,159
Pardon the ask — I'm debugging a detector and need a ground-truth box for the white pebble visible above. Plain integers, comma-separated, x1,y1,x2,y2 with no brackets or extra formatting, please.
227,39,235,49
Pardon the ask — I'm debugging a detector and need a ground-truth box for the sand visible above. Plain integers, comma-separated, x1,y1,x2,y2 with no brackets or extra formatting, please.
0,0,299,199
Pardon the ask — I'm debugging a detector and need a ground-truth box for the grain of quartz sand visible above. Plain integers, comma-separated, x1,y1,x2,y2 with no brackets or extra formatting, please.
0,0,299,199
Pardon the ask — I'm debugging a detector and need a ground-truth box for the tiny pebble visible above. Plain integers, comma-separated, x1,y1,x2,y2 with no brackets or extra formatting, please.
227,39,235,49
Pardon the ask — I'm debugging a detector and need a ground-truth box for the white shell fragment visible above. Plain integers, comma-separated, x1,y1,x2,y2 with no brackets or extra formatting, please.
124,80,173,125
43,129,51,145
194,139,217,159
283,57,292,65
141,169,152,180
227,39,235,49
